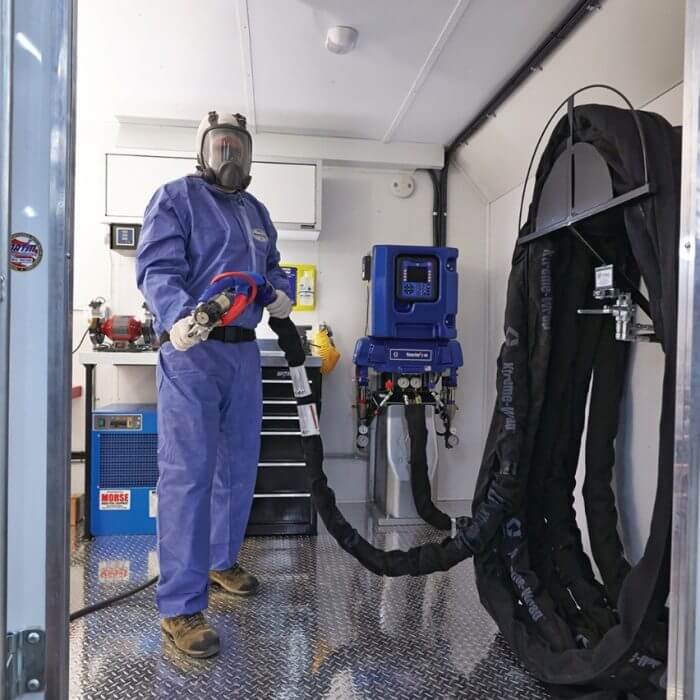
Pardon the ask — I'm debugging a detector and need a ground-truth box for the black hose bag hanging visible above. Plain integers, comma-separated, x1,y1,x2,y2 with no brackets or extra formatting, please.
471,104,681,698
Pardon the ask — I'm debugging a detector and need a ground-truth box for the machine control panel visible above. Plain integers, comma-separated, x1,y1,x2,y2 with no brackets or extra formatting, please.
395,255,438,302
93,414,143,431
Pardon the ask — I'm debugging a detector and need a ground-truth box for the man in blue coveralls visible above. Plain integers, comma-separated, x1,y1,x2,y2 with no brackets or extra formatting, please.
136,110,293,658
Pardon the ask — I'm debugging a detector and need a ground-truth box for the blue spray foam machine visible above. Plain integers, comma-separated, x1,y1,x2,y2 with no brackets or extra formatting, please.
90,403,158,536
353,245,463,449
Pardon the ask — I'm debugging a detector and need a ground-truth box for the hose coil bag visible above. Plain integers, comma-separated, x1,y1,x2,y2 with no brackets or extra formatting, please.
471,105,681,697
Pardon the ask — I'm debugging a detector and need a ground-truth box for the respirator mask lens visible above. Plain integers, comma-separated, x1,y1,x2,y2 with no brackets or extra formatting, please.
201,127,252,190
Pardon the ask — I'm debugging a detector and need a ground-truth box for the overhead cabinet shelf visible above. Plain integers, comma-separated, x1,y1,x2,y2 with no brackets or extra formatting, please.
105,153,322,240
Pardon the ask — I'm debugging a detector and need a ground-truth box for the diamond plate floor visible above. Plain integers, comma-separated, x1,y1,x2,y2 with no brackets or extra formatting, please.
69,504,552,700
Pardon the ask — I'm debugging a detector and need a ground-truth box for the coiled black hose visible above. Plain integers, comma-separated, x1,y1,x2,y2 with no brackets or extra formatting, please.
71,315,514,622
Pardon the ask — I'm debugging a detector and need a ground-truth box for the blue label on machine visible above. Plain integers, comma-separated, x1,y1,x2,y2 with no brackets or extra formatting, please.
389,348,433,362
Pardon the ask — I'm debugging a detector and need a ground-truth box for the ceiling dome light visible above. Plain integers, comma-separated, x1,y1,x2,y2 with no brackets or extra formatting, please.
325,26,359,55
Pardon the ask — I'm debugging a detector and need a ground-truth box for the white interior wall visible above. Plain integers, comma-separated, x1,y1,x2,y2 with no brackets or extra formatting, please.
612,86,682,562
442,165,490,497
480,84,683,563
71,116,488,501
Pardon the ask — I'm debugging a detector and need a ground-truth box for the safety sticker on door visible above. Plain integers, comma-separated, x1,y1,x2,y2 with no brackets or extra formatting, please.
149,490,158,519
99,489,131,511
9,232,43,272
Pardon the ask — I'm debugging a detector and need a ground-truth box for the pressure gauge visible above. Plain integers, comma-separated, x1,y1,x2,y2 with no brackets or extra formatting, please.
447,434,459,448
397,376,410,389
356,434,369,449
409,376,422,389
358,423,369,435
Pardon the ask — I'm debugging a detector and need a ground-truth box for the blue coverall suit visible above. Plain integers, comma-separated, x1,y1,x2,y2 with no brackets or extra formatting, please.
136,175,290,617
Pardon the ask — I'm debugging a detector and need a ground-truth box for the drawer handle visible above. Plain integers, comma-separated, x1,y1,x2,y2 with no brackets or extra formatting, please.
261,431,302,436
262,416,299,421
258,462,306,467
253,493,311,499
262,400,297,405
262,379,313,385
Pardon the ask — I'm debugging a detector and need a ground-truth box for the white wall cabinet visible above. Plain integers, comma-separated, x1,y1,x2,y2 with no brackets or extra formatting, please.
105,153,322,239
105,153,195,219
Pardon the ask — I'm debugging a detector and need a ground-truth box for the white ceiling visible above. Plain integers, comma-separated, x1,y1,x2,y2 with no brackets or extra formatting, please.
80,0,582,145
247,0,460,140
78,0,248,122
391,0,585,143
78,0,686,195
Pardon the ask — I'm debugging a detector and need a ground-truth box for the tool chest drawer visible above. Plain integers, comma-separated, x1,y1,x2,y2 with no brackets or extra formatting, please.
255,463,310,494
247,495,315,536
262,399,298,416
246,362,321,536
261,415,300,432
261,367,318,399
258,434,305,463
261,379,316,399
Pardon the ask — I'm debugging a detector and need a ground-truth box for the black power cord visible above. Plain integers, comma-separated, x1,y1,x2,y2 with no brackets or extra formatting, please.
72,327,89,355
69,576,158,622
418,168,442,247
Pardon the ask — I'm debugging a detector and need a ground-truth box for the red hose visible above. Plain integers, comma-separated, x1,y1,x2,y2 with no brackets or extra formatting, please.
221,294,250,326
210,271,259,326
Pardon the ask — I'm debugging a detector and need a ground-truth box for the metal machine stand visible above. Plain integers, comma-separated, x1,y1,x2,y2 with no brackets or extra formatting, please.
368,405,439,527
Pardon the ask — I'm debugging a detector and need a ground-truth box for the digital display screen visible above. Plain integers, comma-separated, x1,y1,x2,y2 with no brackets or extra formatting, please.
395,254,439,303
93,414,142,431
406,266,429,283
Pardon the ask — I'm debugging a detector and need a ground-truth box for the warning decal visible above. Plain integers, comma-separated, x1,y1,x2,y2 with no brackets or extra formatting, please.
9,232,43,272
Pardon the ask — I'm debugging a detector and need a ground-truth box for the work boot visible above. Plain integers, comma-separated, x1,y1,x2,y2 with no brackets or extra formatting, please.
210,563,260,596
161,612,220,658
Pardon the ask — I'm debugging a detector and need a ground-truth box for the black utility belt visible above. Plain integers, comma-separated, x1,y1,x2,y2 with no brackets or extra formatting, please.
160,326,257,345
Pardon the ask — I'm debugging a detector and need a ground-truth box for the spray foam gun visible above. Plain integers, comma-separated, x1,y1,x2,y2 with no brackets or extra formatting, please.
186,271,277,340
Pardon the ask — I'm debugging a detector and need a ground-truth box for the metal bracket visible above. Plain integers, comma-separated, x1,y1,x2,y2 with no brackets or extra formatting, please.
577,264,655,342
578,292,654,342
6,629,45,699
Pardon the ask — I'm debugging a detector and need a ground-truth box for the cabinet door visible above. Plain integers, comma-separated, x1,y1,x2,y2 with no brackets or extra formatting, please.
248,161,317,228
105,155,320,230
105,154,196,218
